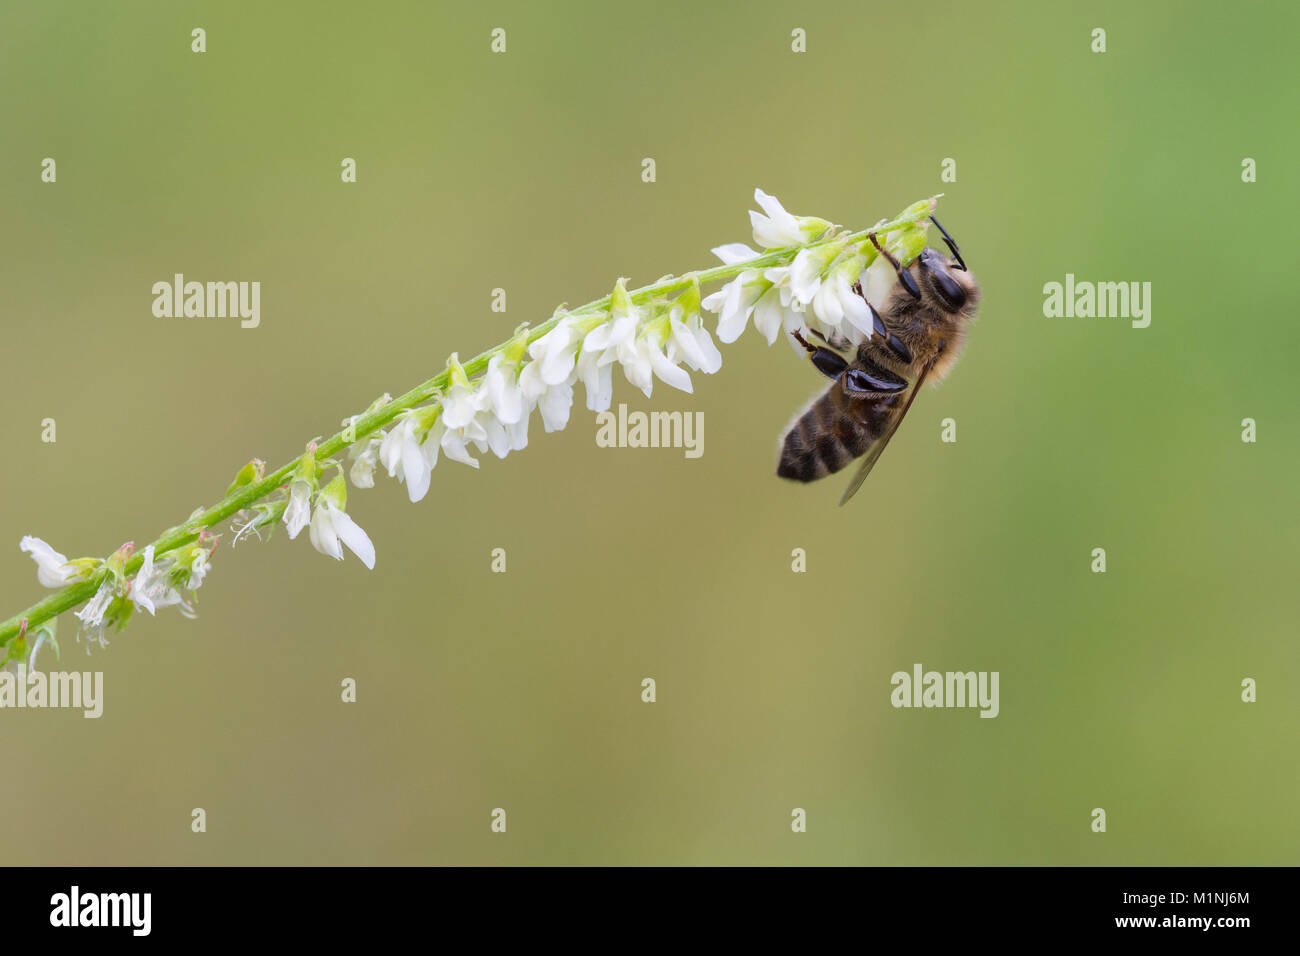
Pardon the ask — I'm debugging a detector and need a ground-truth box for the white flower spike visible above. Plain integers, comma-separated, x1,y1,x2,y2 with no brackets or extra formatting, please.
2,190,945,659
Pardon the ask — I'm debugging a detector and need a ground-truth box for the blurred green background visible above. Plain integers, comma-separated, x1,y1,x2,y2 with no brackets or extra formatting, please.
1,0,1296,865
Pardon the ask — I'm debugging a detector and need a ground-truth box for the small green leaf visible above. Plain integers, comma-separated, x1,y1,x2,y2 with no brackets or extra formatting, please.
225,458,265,496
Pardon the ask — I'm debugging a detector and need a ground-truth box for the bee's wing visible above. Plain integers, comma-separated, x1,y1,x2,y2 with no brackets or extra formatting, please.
839,360,933,506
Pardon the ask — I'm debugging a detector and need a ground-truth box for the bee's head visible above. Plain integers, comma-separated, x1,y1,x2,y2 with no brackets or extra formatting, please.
917,246,979,316
915,215,978,317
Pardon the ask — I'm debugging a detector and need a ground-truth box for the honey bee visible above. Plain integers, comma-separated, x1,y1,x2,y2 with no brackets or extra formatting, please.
777,217,980,504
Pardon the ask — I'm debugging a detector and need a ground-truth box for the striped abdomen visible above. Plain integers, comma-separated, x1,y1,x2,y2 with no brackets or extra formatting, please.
777,381,901,482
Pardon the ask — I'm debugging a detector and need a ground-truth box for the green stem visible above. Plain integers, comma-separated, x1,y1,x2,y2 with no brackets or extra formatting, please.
0,198,939,648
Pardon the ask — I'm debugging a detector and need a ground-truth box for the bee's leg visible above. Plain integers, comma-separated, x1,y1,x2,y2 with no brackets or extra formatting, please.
852,290,914,364
929,215,966,271
878,312,913,362
791,329,849,380
869,233,921,300
843,359,908,395
884,335,912,364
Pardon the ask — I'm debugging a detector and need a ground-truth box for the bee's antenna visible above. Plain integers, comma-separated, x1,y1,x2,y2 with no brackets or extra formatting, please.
929,215,966,271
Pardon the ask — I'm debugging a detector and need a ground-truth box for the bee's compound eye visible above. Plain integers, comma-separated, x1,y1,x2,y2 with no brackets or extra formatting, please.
919,249,967,309
932,269,967,310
